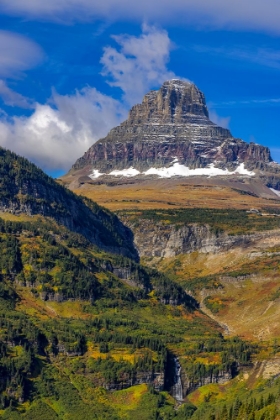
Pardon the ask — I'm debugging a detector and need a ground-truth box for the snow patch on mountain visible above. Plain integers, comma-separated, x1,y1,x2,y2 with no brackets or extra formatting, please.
144,162,254,178
89,169,105,179
89,162,255,179
109,167,141,177
270,188,280,197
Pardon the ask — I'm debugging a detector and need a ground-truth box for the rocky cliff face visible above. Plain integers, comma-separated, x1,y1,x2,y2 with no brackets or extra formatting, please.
171,356,237,400
120,216,280,258
72,79,275,177
181,367,235,397
104,371,165,392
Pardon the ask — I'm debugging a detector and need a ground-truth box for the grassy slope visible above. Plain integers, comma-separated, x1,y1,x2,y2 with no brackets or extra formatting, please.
146,242,280,341
65,177,280,211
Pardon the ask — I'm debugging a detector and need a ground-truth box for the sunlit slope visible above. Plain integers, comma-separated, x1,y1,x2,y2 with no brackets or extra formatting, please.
148,240,280,341
60,176,280,211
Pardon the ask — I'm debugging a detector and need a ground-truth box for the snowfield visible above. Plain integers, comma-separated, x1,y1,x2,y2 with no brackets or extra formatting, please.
89,162,255,179
144,162,255,178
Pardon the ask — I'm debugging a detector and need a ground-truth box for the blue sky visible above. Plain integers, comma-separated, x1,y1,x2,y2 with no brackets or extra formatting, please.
0,1,279,176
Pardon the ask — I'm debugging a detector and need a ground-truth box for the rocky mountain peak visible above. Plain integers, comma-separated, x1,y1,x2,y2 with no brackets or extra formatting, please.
69,79,279,185
127,79,209,125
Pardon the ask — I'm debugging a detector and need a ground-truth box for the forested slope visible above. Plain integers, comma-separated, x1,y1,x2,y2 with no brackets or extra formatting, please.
0,147,280,419
0,147,138,260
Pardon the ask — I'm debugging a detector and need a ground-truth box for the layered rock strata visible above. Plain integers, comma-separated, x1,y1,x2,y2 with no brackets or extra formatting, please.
120,217,280,258
72,80,275,177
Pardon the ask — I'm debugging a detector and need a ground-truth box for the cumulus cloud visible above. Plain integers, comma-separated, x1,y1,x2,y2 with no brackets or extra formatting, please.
0,26,176,172
101,24,175,105
0,30,43,77
1,0,280,35
0,87,126,171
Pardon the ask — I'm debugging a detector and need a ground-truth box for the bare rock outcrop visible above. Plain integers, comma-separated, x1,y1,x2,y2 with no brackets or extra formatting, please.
71,79,275,177
120,217,280,258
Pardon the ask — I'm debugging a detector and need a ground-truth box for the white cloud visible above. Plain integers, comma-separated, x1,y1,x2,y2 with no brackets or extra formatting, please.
0,31,43,108
101,24,175,105
0,26,177,171
208,109,230,129
0,87,126,171
1,0,280,35
233,47,280,69
0,30,43,77
210,98,280,109
193,45,280,70
0,80,34,109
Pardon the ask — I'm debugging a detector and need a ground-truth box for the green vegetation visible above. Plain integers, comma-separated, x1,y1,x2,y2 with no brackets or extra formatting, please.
204,296,228,314
1,147,280,418
119,208,280,235
190,378,280,420
0,212,262,418
0,147,137,258
0,215,196,306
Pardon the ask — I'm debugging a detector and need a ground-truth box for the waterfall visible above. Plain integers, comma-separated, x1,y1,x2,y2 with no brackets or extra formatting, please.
172,357,183,402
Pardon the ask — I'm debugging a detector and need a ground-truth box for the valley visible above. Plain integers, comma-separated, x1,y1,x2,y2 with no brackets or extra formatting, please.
1,79,280,419
59,178,280,419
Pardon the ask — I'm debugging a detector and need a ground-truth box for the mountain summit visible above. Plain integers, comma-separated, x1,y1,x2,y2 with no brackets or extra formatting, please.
68,79,280,189
125,79,210,124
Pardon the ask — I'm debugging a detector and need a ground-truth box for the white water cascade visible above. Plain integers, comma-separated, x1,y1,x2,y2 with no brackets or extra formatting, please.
173,357,183,402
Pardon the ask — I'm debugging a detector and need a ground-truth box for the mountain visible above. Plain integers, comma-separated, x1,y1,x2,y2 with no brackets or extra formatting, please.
68,79,280,188
1,97,280,419
0,147,138,261
56,79,280,419
0,146,258,420
0,202,275,420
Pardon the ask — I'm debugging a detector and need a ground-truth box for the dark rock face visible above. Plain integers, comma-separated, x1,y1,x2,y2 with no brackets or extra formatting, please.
181,367,235,397
104,371,165,392
72,79,273,174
